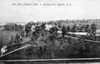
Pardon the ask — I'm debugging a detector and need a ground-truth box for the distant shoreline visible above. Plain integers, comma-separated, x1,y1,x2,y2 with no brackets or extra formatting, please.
0,19,100,25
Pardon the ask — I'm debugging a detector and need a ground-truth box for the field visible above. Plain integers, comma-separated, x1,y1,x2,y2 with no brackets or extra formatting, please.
0,30,21,47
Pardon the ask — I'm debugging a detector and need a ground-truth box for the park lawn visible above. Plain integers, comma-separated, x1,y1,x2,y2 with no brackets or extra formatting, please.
0,30,21,47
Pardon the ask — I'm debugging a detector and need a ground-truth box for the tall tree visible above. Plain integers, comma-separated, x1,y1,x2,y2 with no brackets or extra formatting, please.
84,25,90,32
91,23,97,35
61,26,67,37
25,22,35,36
90,23,97,41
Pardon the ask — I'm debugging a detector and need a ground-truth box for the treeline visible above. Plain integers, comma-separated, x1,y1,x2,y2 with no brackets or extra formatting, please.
4,23,24,31
3,20,97,32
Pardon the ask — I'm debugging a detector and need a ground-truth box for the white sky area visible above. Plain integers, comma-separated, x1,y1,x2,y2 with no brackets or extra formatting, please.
0,0,100,23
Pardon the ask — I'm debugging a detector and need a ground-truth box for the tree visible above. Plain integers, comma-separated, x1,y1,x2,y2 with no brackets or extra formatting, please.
41,23,46,30
61,26,67,37
49,26,58,34
4,23,24,31
84,24,90,32
90,23,97,41
4,23,17,30
71,24,77,32
35,26,42,35
15,34,22,44
57,22,62,28
90,23,97,35
25,22,34,36
66,26,70,32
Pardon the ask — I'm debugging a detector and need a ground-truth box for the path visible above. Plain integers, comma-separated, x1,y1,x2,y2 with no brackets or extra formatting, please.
0,44,31,58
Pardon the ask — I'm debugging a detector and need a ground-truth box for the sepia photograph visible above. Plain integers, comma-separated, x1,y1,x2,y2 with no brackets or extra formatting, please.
0,0,100,64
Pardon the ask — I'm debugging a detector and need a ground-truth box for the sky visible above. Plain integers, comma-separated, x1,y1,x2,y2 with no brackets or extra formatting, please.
0,0,100,23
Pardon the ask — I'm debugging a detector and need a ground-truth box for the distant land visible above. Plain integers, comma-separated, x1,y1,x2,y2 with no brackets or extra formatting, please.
0,22,27,25
0,19,100,25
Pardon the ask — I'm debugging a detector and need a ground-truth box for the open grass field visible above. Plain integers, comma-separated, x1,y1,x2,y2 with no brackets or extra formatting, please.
0,30,21,47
